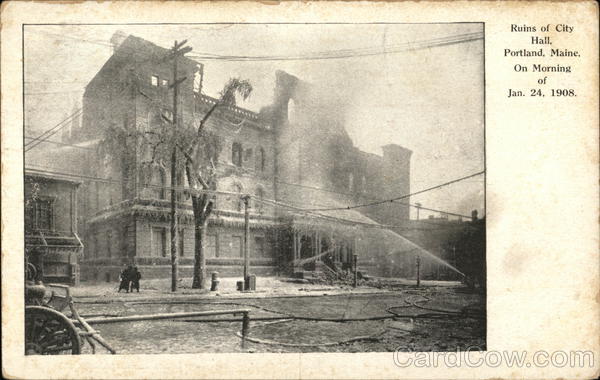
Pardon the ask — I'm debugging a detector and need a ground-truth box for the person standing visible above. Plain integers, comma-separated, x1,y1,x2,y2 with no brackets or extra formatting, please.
117,265,130,293
130,266,141,293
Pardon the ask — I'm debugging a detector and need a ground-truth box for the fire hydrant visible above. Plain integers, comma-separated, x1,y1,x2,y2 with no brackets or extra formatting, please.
210,272,219,291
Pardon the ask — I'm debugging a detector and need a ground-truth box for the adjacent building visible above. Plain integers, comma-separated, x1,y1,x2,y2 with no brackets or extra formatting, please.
25,170,84,285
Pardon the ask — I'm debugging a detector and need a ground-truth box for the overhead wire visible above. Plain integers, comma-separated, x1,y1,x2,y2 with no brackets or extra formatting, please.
273,179,473,220
301,171,485,212
24,136,95,151
187,32,483,61
25,108,83,152
27,28,482,63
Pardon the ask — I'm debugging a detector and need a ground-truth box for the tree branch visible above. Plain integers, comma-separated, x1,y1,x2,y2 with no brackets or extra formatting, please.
178,143,210,190
184,101,222,158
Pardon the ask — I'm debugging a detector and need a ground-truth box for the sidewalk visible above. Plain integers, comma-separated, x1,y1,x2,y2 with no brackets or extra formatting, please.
70,276,462,303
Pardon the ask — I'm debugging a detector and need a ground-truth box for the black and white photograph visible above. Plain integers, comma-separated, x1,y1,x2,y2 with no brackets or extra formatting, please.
22,23,485,355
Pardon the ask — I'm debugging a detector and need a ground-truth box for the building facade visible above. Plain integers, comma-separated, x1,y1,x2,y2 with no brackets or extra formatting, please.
68,34,284,281
25,171,84,285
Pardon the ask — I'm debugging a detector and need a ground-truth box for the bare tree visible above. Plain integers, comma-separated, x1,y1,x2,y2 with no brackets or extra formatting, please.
182,78,252,289
100,77,253,290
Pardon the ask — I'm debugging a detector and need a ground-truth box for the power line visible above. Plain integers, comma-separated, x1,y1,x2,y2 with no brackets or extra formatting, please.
302,171,485,212
25,90,83,96
25,166,238,196
27,28,482,63
26,108,81,147
25,114,81,152
253,197,468,232
25,109,82,152
24,136,95,151
274,178,473,220
26,28,113,48
188,32,483,61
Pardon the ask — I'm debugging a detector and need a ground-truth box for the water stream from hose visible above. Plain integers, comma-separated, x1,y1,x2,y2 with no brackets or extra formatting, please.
377,229,465,277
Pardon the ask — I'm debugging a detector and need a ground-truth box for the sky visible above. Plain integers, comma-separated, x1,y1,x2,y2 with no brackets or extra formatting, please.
24,23,484,219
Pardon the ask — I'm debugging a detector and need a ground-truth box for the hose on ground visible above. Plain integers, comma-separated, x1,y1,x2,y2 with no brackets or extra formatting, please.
235,330,386,347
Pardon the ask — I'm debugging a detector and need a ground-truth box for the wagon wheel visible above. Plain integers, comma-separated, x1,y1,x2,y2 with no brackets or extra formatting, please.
25,306,81,355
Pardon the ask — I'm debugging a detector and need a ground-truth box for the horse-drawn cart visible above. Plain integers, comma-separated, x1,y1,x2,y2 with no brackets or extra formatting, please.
25,262,115,355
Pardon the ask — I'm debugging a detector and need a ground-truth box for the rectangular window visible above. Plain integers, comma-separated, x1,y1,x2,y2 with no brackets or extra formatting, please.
206,234,217,258
25,202,34,231
161,79,169,87
151,75,159,87
27,199,54,231
231,236,243,258
254,236,266,258
178,229,185,257
152,227,166,257
232,142,242,167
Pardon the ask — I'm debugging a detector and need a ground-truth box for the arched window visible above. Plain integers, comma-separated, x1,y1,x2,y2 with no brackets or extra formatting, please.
256,147,266,172
244,147,253,163
148,166,166,200
232,142,242,167
361,175,367,193
147,108,163,131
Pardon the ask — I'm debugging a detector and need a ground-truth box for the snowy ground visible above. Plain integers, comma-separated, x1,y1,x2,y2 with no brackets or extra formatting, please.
67,277,484,354
70,276,401,301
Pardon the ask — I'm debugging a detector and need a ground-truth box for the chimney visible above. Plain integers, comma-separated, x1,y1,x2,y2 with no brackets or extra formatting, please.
471,209,478,221
381,144,412,220
110,31,128,53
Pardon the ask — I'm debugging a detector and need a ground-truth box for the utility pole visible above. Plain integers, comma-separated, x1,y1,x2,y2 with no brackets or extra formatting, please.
416,256,421,287
168,40,192,292
243,195,251,289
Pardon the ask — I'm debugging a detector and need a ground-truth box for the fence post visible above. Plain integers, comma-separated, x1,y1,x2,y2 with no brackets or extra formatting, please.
241,311,250,349
353,254,358,288
416,256,421,287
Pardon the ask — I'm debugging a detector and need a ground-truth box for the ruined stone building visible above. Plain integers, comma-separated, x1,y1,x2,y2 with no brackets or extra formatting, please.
260,70,414,275
26,33,426,282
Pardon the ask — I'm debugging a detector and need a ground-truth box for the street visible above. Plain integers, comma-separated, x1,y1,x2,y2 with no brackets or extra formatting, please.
73,279,485,354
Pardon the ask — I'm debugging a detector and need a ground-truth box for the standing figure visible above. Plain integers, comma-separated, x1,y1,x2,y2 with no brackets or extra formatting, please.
130,266,141,293
118,265,130,293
